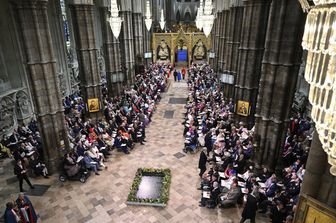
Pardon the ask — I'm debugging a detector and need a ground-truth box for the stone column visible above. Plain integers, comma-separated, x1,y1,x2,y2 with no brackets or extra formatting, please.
234,0,271,127
99,5,123,97
218,12,224,71
120,10,135,85
48,0,72,97
14,0,68,172
218,6,230,71
300,132,336,209
132,0,145,75
69,0,102,119
253,0,306,171
133,12,144,59
120,0,135,86
218,0,230,72
143,17,150,64
301,132,328,197
212,12,221,71
223,2,244,75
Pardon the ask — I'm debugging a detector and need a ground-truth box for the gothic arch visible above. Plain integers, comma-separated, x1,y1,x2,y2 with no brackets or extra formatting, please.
184,7,192,23
176,9,181,22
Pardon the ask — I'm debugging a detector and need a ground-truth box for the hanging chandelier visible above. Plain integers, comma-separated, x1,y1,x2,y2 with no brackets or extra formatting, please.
160,9,165,31
301,1,336,176
145,0,152,31
108,0,122,39
202,0,214,37
195,0,204,31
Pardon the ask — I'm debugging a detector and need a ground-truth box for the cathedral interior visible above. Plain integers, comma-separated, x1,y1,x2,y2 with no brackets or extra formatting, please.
0,0,336,222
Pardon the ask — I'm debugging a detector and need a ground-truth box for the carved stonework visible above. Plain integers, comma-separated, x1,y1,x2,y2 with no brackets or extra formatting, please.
0,96,16,135
58,71,67,97
67,47,80,94
97,49,107,85
16,90,32,119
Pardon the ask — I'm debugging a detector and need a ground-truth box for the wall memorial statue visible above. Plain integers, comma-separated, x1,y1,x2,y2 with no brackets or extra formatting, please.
193,40,206,60
157,40,170,61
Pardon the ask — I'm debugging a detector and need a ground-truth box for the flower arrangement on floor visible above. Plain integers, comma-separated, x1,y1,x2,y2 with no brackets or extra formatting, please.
127,168,171,207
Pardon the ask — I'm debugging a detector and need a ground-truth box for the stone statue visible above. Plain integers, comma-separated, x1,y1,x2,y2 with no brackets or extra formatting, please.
193,40,205,60
16,91,31,116
157,40,170,60
97,49,107,85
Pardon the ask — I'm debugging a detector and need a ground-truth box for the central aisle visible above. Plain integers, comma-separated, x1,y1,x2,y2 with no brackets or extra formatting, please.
32,79,264,223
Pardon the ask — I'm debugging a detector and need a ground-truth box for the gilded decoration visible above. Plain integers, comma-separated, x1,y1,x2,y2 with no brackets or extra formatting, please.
152,28,211,65
294,195,336,223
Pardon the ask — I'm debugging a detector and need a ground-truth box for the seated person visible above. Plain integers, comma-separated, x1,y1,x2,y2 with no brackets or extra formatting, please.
219,179,241,208
113,135,130,154
224,164,236,179
75,140,86,157
0,142,13,158
208,181,221,208
83,152,101,175
87,145,107,169
258,167,271,182
200,181,221,208
63,153,81,177
101,130,114,148
20,143,35,158
96,135,111,157
29,153,49,178
265,177,278,198
184,132,198,153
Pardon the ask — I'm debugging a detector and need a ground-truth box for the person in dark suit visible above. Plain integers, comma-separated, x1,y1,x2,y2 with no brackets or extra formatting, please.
208,181,221,208
14,160,34,192
173,70,178,82
204,131,213,156
198,148,208,177
240,191,258,223
266,180,278,197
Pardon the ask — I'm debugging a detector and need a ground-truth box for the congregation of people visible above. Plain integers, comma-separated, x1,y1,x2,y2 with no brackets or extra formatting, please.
61,63,168,177
1,63,169,222
184,63,313,223
1,61,314,223
0,119,50,192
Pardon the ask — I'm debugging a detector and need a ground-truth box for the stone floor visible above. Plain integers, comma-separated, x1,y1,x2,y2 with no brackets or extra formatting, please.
0,77,269,223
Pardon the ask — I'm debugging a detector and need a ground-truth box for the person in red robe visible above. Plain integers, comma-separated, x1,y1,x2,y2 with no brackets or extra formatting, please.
182,67,186,80
16,193,38,223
